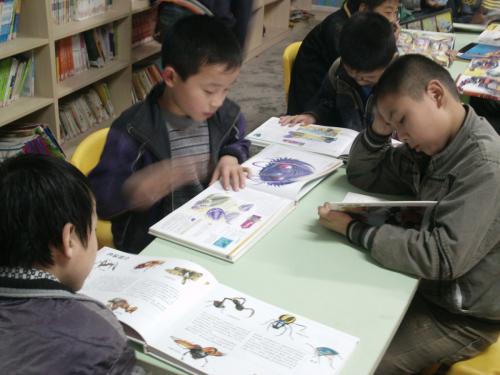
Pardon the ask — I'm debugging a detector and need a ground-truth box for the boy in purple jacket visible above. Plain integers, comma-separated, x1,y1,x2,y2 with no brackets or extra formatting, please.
89,15,250,254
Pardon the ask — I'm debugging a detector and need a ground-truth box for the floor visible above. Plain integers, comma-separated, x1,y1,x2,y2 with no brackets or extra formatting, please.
230,17,319,134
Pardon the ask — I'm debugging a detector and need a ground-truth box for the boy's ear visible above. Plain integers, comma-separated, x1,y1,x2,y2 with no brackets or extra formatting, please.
59,222,76,260
162,66,177,88
426,79,445,108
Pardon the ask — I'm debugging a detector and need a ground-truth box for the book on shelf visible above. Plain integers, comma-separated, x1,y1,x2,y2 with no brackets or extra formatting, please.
0,52,34,107
477,22,500,47
246,117,359,159
132,64,162,103
59,82,113,141
0,0,20,43
51,0,113,24
132,7,156,47
0,123,65,161
81,247,359,375
149,143,342,262
330,192,437,228
397,29,455,67
456,51,500,101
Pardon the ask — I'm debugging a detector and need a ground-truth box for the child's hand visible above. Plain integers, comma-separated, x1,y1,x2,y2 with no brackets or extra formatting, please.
372,106,393,136
210,155,249,191
279,114,316,127
393,21,401,40
318,202,353,236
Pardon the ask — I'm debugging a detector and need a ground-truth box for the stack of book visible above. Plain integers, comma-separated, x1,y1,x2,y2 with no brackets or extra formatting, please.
56,23,116,81
0,0,21,43
51,0,113,24
132,7,156,47
0,52,34,108
59,82,114,141
0,123,65,161
131,64,162,103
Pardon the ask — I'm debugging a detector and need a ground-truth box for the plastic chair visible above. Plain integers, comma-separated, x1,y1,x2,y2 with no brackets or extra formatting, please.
70,128,114,248
446,336,500,375
282,41,302,101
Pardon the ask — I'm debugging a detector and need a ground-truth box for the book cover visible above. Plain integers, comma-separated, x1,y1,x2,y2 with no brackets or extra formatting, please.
397,29,455,67
330,192,437,228
477,22,500,47
456,51,500,101
81,247,359,375
246,117,359,158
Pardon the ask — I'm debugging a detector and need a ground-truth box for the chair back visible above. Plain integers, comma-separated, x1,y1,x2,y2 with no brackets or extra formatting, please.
282,41,302,100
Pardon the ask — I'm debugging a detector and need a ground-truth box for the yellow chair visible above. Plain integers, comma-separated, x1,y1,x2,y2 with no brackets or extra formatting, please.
70,128,114,248
282,41,302,101
446,336,500,375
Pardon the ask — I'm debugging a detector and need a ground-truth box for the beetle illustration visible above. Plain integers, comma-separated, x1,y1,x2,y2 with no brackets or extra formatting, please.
171,337,224,367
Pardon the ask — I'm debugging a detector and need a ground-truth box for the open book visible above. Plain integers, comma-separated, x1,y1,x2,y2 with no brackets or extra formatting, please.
150,144,342,262
81,248,359,375
477,22,500,47
246,117,359,158
456,51,500,101
397,29,455,67
331,192,437,228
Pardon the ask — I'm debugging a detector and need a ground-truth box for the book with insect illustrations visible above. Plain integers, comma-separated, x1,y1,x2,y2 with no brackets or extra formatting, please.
149,144,343,262
397,29,455,67
456,51,500,101
81,248,359,375
245,117,360,159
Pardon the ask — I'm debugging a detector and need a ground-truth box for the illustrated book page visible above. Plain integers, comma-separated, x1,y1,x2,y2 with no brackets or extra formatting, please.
397,29,455,67
243,144,343,201
149,181,295,262
82,248,360,375
245,117,359,158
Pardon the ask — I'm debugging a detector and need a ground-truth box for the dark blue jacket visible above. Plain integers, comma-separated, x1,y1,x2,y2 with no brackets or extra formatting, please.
89,83,249,254
305,59,374,131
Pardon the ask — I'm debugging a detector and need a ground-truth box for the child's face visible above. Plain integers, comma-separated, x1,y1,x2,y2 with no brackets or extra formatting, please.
377,90,451,156
372,0,399,24
343,64,386,87
163,63,240,121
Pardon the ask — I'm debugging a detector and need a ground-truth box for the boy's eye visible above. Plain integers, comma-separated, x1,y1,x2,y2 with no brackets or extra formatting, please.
204,89,215,95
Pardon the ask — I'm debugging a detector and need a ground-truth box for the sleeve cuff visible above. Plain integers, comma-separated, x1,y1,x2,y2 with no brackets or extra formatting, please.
361,126,392,151
346,220,377,251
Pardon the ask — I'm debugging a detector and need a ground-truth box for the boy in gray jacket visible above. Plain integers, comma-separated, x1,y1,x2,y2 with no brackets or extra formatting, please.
0,155,135,374
318,55,500,374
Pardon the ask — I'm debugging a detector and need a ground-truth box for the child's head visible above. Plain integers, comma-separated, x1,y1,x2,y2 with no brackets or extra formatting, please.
160,15,242,121
339,12,397,87
374,54,464,156
358,0,399,24
0,154,97,291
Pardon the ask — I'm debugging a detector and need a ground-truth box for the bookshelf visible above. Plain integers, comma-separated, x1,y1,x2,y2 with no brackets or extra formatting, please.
0,0,292,157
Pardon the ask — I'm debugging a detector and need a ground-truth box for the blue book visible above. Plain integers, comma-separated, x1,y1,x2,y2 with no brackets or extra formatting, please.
0,0,15,43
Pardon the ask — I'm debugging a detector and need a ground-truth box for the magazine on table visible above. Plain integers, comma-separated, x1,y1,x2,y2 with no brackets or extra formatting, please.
397,29,455,67
81,248,359,375
149,144,343,262
456,51,500,101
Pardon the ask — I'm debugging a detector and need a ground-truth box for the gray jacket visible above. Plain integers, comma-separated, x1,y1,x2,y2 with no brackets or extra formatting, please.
0,277,136,374
346,106,500,321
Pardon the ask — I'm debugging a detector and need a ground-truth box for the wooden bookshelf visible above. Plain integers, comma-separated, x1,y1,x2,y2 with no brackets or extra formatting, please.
0,0,292,157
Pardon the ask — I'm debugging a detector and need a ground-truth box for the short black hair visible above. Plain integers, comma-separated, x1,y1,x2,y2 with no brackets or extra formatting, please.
339,12,396,72
374,54,460,102
360,0,393,9
0,154,94,268
161,15,242,81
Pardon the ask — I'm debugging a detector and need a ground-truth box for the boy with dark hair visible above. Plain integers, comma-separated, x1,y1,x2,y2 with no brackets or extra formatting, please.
281,12,397,131
89,15,249,254
318,55,500,373
286,0,400,115
0,154,135,374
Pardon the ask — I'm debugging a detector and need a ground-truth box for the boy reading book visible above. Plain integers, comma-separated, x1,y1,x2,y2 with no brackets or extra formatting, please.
280,12,397,131
0,154,135,374
89,15,250,254
318,55,500,373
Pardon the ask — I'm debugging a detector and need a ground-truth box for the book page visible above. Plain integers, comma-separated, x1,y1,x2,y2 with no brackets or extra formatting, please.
243,144,343,201
148,284,359,375
456,51,500,100
149,182,294,261
80,248,217,345
397,29,455,67
246,117,359,157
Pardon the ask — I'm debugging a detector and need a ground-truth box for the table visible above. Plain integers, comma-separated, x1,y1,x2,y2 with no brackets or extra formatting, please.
449,32,479,79
136,168,419,375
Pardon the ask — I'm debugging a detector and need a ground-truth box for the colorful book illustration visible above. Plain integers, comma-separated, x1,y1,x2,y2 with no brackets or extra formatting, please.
457,43,500,60
150,144,342,262
330,192,437,228
81,248,359,375
243,144,343,201
456,51,500,101
397,29,455,67
246,117,359,158
477,22,500,47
